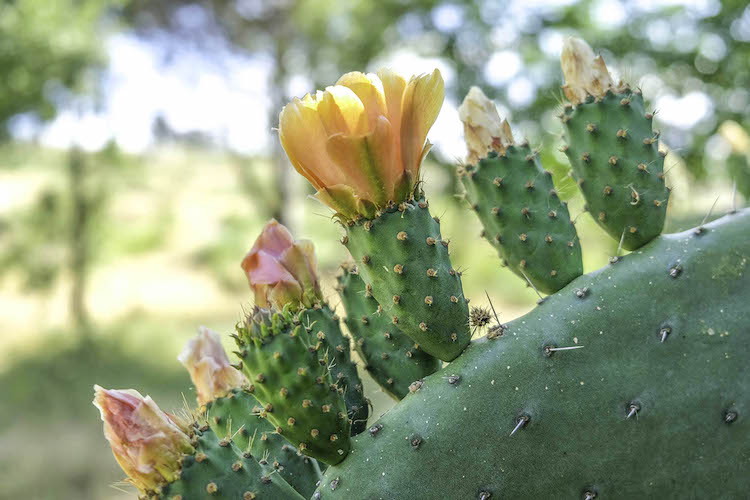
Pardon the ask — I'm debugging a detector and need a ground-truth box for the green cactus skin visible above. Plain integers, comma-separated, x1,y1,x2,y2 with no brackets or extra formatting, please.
314,209,750,499
344,196,471,361
337,265,442,399
299,304,370,435
562,89,669,250
460,146,583,294
234,307,351,465
204,388,323,498
158,425,304,500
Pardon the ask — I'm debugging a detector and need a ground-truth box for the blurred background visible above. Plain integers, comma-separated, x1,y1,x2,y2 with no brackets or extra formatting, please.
1,0,749,498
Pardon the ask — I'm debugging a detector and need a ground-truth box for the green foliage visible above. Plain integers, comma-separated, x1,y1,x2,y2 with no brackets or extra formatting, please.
344,197,471,361
460,147,583,294
0,0,114,133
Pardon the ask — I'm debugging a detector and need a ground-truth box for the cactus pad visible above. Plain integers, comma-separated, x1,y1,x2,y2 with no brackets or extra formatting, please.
562,90,669,250
204,388,323,498
460,146,583,294
299,304,370,435
337,265,442,399
344,197,470,361
159,425,304,499
315,209,750,499
234,307,351,465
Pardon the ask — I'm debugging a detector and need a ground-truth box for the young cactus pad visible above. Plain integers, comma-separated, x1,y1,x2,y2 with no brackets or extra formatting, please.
234,306,351,465
460,148,582,295
161,425,304,500
560,38,668,250
337,264,442,399
344,196,471,361
314,209,750,498
205,388,323,499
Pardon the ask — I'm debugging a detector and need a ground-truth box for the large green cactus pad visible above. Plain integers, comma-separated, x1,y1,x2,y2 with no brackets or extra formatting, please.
344,197,470,361
460,146,583,294
300,305,370,435
159,426,304,500
315,209,750,499
337,266,442,399
563,90,669,250
205,388,323,498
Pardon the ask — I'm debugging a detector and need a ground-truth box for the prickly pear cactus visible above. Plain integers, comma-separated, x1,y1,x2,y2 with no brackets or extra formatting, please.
561,89,669,250
337,265,442,399
299,304,370,435
234,306,351,465
460,147,582,294
314,209,750,498
344,196,471,361
161,425,304,500
205,388,323,498
93,37,750,500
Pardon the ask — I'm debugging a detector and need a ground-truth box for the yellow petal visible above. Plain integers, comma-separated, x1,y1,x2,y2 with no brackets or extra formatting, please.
318,85,368,136
279,96,345,190
377,68,407,164
326,116,397,205
336,72,388,131
400,69,444,181
458,86,514,163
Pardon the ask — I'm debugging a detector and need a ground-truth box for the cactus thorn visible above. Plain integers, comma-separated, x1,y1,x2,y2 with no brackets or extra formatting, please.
626,403,640,419
510,415,530,436
725,411,738,424
544,345,585,356
659,326,672,343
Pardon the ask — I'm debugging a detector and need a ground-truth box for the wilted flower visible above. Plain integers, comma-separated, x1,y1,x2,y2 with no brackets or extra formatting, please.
93,386,194,493
561,37,625,105
241,219,322,309
178,326,247,405
458,86,515,165
278,68,444,220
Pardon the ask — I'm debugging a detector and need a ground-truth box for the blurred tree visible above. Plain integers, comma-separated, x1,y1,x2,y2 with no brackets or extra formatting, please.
0,0,116,135
121,0,750,192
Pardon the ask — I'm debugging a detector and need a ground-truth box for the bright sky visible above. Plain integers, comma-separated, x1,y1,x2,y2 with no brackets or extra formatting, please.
26,0,725,158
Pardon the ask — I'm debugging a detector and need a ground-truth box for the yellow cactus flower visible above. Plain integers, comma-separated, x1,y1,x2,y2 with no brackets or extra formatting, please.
279,68,444,220
561,37,626,105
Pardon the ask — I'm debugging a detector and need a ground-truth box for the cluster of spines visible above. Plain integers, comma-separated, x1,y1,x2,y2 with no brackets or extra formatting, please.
561,88,669,250
343,196,471,361
459,144,583,294
336,264,442,399
232,305,351,465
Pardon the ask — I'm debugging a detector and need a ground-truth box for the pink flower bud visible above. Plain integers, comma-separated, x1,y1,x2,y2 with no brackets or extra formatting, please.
178,326,247,405
241,219,322,309
93,386,194,493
